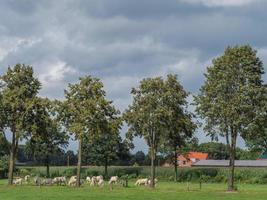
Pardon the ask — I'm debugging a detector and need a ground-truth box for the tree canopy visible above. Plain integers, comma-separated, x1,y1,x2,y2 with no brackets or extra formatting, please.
61,75,117,186
0,64,41,185
195,45,266,191
124,74,194,187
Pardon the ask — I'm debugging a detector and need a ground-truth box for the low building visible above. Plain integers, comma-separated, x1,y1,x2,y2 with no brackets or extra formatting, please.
193,159,267,168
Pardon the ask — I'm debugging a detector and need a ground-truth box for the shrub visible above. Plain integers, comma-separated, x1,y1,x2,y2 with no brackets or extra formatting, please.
62,168,77,177
113,167,142,177
0,155,9,178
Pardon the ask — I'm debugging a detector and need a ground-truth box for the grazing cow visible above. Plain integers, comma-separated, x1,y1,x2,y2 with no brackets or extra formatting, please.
14,178,23,185
135,178,149,186
24,175,30,183
90,176,97,186
98,179,104,187
148,178,158,186
34,177,41,186
108,176,118,185
52,177,67,185
68,176,77,186
96,175,103,182
86,176,91,183
41,178,53,186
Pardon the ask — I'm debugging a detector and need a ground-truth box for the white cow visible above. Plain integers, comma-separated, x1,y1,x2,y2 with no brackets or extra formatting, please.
41,178,53,186
14,178,23,185
86,176,91,183
52,177,67,185
68,176,77,186
90,176,98,186
148,178,158,186
34,177,41,186
135,178,149,186
98,179,104,187
96,175,103,182
108,176,118,185
24,175,30,183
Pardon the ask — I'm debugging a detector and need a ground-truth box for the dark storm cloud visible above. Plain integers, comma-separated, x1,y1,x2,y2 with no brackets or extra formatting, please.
0,0,266,151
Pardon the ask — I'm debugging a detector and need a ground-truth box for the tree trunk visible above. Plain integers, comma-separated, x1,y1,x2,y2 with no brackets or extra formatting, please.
150,130,156,188
8,132,16,185
150,147,156,188
104,158,108,178
46,155,50,178
228,129,237,191
76,138,82,187
174,150,178,182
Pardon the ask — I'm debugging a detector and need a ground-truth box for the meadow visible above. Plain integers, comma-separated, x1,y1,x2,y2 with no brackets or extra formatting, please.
15,166,267,184
2,166,267,200
1,179,267,200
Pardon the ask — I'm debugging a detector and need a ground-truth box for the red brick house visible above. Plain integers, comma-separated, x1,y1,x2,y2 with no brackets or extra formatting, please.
162,151,209,167
178,152,209,167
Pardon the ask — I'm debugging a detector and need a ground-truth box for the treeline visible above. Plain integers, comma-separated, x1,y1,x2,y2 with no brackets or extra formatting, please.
0,45,266,191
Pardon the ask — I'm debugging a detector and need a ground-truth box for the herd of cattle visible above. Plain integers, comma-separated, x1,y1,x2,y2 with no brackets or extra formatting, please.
12,175,158,187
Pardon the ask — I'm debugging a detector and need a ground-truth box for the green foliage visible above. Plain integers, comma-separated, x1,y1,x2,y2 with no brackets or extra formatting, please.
156,74,196,181
124,74,194,186
195,45,266,190
82,114,122,171
124,76,169,151
0,155,9,170
112,167,142,177
61,76,112,140
0,155,8,178
0,134,9,157
22,98,69,177
132,151,146,166
60,75,120,185
0,64,41,184
191,142,260,160
0,64,41,136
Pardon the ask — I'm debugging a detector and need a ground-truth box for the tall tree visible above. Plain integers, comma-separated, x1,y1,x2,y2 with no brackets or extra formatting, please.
195,45,266,191
125,75,188,187
26,98,69,177
82,115,121,177
160,75,196,182
60,76,113,187
0,64,41,185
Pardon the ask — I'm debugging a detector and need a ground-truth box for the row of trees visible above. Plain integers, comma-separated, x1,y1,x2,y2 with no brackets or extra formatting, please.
0,45,266,191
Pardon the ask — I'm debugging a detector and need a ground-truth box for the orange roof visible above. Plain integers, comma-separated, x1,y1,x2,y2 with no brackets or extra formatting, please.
187,152,208,160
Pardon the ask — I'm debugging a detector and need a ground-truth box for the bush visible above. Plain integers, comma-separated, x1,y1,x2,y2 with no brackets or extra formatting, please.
62,168,77,177
113,167,142,177
0,155,9,178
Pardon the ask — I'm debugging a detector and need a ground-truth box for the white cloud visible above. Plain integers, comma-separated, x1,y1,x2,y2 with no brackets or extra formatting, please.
38,60,78,99
41,61,75,82
0,37,41,62
181,0,259,7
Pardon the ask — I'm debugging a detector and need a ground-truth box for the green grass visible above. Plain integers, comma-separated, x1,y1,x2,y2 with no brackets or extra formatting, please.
0,179,267,200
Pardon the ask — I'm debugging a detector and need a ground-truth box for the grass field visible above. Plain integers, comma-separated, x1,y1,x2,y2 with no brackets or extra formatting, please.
1,179,267,200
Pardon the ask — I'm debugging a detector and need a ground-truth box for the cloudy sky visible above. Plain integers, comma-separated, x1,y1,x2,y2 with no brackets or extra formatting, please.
1,0,267,152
